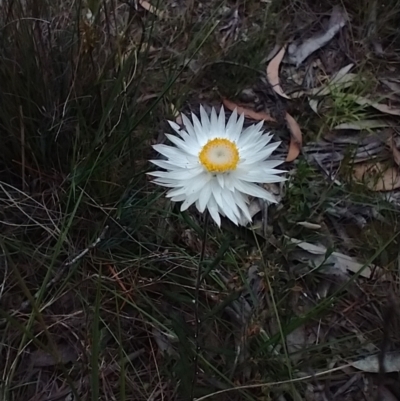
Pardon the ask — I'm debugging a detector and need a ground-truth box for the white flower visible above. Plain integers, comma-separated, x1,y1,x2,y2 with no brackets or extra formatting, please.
149,105,286,226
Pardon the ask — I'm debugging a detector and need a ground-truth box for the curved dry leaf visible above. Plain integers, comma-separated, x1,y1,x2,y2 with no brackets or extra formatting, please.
351,352,400,373
285,112,302,162
266,45,290,99
347,94,400,116
222,99,276,122
353,162,400,191
309,98,319,114
139,0,164,18
381,78,400,94
334,120,389,130
287,6,347,66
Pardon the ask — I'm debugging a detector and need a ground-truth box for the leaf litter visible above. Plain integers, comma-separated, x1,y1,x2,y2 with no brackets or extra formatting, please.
287,237,383,280
202,5,400,400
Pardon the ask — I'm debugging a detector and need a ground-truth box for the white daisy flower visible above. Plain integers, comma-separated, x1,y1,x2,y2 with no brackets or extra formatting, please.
149,105,286,226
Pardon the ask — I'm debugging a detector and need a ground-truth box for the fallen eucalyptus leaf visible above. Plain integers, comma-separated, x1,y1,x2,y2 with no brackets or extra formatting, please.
381,78,400,94
353,162,400,191
309,98,319,114
351,352,400,373
222,98,276,122
285,112,303,162
334,120,389,130
267,45,290,99
347,94,400,116
287,6,347,66
288,237,378,278
296,221,322,229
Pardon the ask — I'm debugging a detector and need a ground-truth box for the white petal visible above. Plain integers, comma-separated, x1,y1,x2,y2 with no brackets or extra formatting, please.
165,134,198,156
181,192,200,211
148,167,203,180
153,144,190,162
184,172,213,195
200,105,211,132
191,113,208,146
240,134,273,156
165,186,187,198
218,106,226,135
232,190,252,222
237,123,264,148
226,109,245,143
150,157,198,170
210,107,218,128
234,169,286,183
260,160,285,169
151,179,179,188
226,108,238,135
223,190,241,219
197,182,212,212
206,197,221,226
220,194,238,225
170,194,187,202
233,179,277,203
223,174,236,191
181,114,199,142
241,141,281,164
210,179,223,208
169,127,200,150
232,113,245,142
216,174,224,188
168,120,183,136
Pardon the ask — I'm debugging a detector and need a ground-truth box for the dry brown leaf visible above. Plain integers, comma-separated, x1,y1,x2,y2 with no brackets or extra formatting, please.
353,162,400,191
266,45,290,99
222,99,276,122
347,94,400,116
285,112,302,162
139,0,164,18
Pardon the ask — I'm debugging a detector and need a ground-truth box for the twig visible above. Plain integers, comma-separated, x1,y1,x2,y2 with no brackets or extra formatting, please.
16,226,109,313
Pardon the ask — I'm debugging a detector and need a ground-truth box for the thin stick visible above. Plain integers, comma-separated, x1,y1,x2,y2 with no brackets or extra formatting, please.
190,212,209,401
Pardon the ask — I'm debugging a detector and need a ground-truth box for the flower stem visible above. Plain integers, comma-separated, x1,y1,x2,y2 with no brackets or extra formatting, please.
190,212,209,401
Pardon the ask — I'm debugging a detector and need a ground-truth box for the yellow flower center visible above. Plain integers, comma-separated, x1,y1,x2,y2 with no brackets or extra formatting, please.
199,138,239,173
